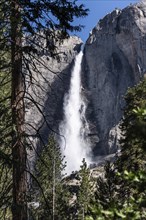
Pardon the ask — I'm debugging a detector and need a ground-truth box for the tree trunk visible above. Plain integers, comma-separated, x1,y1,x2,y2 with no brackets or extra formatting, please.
11,1,27,219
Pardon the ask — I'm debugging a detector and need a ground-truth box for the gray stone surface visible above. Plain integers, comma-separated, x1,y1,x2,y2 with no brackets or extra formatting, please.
82,2,146,155
26,2,146,162
25,36,82,164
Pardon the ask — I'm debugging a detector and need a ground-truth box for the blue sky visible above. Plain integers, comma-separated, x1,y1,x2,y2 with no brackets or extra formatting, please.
74,0,139,42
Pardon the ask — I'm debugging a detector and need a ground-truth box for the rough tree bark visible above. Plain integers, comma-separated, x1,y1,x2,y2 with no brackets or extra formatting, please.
11,0,27,219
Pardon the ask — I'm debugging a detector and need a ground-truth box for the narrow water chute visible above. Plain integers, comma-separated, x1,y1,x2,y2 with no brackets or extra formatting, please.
59,51,91,175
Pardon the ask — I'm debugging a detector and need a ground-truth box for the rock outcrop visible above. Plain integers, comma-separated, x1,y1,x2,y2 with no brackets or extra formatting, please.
25,36,82,164
82,2,146,155
26,2,146,161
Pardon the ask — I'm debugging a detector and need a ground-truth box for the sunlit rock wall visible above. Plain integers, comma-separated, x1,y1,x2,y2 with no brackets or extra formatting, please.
82,2,146,155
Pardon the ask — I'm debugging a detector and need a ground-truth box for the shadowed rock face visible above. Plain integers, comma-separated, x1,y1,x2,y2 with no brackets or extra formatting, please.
82,2,146,155
25,36,82,165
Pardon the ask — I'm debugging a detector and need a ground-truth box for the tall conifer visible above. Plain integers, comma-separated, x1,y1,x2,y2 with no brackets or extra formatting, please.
0,1,88,218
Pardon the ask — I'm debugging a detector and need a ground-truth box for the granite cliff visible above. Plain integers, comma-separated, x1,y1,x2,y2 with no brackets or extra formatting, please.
82,1,146,155
25,36,82,163
26,2,146,161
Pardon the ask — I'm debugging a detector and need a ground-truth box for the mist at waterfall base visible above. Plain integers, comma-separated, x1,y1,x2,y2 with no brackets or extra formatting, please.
59,51,91,175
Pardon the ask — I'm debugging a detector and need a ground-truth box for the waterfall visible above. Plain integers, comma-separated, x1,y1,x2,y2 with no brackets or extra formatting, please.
59,51,91,175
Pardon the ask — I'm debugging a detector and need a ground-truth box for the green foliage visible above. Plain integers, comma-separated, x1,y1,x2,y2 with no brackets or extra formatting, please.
119,79,146,171
76,158,94,219
86,162,129,220
29,135,70,219
0,0,89,218
0,6,12,217
86,169,146,220
95,162,119,209
0,71,12,162
86,79,146,220
0,0,89,58
0,40,12,218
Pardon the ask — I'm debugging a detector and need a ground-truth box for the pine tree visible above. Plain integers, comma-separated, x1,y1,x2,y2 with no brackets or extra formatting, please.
76,159,93,220
86,79,146,220
0,72,12,218
0,1,89,219
117,79,146,172
0,80,12,218
29,135,70,220
0,8,12,216
114,79,146,219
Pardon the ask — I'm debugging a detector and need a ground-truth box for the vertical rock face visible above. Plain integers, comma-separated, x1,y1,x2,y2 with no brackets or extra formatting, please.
25,36,82,164
82,2,146,155
26,2,146,162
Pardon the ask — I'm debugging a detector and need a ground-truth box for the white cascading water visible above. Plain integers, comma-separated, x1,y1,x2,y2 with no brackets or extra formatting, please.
59,51,91,175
